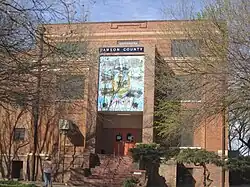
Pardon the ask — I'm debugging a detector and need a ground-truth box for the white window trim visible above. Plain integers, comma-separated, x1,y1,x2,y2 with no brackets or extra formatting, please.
169,147,202,150
180,100,202,103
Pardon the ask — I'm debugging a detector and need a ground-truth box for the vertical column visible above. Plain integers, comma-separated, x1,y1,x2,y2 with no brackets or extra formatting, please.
142,46,155,143
85,60,99,153
159,160,177,187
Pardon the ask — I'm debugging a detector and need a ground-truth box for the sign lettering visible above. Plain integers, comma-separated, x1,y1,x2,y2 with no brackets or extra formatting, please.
99,47,144,53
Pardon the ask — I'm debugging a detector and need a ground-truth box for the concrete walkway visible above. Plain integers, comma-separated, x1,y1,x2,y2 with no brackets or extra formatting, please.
24,181,69,187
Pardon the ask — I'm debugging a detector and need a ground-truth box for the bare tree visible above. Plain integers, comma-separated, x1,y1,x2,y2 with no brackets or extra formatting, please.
0,105,30,179
156,0,249,155
0,0,98,181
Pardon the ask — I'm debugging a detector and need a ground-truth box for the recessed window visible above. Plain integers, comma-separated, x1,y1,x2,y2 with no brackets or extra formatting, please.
57,75,85,100
14,128,25,141
175,74,202,101
171,39,201,57
180,110,197,147
56,42,87,58
180,129,193,147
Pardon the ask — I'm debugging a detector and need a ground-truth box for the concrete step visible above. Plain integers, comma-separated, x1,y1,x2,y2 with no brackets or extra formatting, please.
68,155,135,186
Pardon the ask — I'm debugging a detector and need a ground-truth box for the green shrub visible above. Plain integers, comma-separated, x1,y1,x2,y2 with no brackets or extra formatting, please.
0,181,20,185
0,185,34,187
0,181,36,187
123,177,139,187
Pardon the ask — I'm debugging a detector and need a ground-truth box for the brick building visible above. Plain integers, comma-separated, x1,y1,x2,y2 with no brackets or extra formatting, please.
1,20,228,187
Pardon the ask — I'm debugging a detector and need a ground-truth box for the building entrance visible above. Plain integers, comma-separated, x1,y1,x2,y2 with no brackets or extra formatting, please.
96,113,143,155
113,128,138,156
11,161,23,179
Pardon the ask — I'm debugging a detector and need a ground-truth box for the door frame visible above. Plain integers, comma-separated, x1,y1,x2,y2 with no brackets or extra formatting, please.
113,128,140,156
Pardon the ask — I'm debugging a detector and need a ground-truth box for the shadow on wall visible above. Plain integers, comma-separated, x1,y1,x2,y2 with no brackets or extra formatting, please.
140,162,168,187
67,123,85,146
230,170,250,187
176,164,195,187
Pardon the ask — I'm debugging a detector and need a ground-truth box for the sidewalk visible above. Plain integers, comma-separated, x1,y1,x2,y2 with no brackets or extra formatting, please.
24,181,69,187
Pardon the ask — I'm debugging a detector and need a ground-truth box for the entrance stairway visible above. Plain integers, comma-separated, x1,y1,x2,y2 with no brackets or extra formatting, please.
68,155,136,187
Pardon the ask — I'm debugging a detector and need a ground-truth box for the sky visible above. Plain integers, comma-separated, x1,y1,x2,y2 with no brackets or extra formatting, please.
16,0,205,24
86,0,204,22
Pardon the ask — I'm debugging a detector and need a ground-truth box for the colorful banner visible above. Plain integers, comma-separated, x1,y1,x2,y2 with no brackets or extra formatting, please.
98,56,144,111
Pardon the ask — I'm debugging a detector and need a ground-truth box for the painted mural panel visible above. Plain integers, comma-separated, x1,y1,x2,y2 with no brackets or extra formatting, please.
98,56,144,111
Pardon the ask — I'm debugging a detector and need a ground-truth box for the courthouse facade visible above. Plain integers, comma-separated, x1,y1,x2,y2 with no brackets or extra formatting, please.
4,20,228,186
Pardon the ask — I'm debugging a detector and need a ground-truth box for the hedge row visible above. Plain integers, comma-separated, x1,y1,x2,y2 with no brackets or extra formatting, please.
0,181,36,187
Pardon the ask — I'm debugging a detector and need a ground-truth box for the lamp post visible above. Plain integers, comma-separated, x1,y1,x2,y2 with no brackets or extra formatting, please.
221,73,227,187
221,106,226,187
59,119,71,183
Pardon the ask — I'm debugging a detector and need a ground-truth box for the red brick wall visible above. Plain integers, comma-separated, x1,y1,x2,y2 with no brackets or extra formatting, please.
0,20,226,185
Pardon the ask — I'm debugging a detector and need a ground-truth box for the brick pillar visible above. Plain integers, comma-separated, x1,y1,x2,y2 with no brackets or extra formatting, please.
85,64,98,153
142,46,155,143
159,159,177,187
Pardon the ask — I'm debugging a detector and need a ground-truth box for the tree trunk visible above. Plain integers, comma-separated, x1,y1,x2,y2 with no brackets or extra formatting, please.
201,163,213,187
203,164,206,187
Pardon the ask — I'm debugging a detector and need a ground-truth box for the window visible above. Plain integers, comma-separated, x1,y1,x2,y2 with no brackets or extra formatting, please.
14,128,25,141
175,74,202,101
171,39,201,57
180,109,197,147
57,75,85,100
180,129,194,147
11,93,28,107
56,42,87,58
